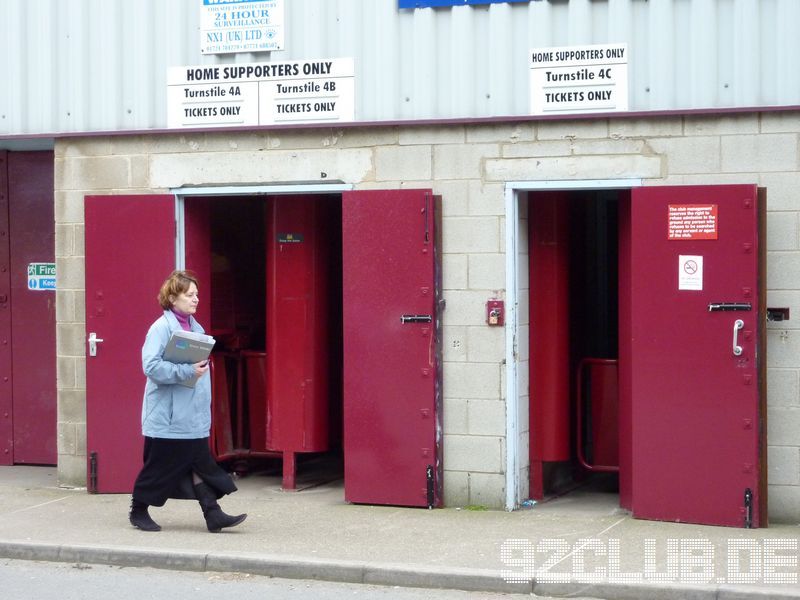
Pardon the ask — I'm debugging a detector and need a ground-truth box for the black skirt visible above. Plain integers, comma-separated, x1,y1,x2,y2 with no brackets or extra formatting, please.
132,437,238,507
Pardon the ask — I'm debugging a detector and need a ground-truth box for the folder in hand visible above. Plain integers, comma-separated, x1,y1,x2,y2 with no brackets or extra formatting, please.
162,330,216,387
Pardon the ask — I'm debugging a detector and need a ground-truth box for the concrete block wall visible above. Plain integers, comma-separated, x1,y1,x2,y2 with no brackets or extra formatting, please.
54,111,800,519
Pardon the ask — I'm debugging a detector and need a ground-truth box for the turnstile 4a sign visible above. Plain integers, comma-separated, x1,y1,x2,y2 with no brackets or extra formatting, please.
27,262,55,291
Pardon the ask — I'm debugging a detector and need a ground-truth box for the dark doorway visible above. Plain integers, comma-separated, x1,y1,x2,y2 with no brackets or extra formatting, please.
528,190,621,504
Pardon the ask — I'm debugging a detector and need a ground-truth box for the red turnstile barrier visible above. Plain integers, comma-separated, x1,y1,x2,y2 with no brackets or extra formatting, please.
265,195,337,489
210,349,280,472
529,193,571,499
209,353,235,459
208,195,339,489
576,358,619,472
243,351,267,453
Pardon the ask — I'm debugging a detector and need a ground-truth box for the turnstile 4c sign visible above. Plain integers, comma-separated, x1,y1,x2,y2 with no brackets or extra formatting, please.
530,43,629,115
27,262,56,291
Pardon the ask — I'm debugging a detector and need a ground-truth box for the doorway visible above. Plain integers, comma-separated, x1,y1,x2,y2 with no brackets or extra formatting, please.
183,193,344,491
84,188,441,507
513,182,766,527
528,189,623,508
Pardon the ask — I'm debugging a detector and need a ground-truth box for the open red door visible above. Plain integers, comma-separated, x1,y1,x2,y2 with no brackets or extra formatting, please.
342,190,442,508
85,195,175,493
629,184,765,527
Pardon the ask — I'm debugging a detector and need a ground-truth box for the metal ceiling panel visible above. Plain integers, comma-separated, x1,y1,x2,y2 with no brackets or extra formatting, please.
1,0,799,137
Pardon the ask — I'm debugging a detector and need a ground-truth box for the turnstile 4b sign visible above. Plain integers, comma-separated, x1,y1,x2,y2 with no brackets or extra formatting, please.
27,262,56,291
167,58,355,128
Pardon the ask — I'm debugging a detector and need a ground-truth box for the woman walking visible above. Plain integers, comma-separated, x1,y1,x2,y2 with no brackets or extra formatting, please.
128,270,246,533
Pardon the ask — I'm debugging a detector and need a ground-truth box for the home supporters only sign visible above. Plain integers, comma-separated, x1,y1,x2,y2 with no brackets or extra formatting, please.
530,43,628,115
167,58,355,128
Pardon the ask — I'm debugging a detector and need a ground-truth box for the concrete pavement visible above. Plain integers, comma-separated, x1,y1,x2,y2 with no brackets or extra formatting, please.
1,465,799,599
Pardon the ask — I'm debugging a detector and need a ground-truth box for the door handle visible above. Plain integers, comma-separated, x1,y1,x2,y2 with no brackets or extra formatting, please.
88,332,104,357
732,319,744,356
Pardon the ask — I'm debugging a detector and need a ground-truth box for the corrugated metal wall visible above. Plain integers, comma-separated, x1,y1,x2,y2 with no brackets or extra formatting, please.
1,0,799,136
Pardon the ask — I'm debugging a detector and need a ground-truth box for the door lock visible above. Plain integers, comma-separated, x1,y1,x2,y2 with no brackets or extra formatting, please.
88,332,104,357
732,320,744,356
708,302,751,312
400,314,432,324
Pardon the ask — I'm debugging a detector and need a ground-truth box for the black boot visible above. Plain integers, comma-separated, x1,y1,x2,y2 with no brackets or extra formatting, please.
194,482,247,533
129,499,161,532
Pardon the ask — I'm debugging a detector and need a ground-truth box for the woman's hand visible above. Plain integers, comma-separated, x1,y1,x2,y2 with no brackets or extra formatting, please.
193,360,210,377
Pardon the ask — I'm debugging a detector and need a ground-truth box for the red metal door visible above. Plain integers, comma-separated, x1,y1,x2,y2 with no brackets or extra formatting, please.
0,151,56,466
629,184,765,527
85,195,175,493
0,152,11,465
8,152,56,464
342,190,442,508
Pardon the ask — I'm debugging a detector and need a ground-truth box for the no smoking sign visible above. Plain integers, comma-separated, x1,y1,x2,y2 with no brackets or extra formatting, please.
679,255,703,291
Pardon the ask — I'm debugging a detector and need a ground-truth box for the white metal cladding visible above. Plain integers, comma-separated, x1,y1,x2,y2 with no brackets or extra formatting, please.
1,0,800,137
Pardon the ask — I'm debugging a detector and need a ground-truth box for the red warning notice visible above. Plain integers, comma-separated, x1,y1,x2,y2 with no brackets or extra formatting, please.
668,204,718,240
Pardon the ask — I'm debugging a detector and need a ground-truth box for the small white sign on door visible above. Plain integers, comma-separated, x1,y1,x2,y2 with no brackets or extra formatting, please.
678,255,703,291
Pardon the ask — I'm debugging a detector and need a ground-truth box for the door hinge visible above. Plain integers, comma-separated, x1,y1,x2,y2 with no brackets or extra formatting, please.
426,464,434,510
423,193,430,244
89,451,98,494
744,488,753,529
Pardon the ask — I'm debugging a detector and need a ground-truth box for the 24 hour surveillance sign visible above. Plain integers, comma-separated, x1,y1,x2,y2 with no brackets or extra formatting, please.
530,44,628,115
201,0,284,54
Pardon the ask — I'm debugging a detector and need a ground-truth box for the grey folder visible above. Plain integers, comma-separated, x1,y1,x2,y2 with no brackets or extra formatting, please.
162,330,216,388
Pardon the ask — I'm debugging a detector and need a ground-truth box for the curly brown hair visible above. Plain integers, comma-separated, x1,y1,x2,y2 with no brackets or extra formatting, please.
157,270,199,309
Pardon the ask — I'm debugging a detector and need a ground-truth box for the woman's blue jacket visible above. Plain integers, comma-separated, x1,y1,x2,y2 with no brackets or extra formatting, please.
140,310,212,439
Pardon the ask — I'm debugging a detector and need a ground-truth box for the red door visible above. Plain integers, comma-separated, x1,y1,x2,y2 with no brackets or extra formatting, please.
85,195,175,492
9,152,57,464
342,190,442,508
628,184,765,527
0,152,10,464
0,151,56,466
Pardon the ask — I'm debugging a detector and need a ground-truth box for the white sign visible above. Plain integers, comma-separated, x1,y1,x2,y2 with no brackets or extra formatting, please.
200,0,284,54
27,262,56,291
167,58,355,128
678,255,703,291
530,44,628,115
